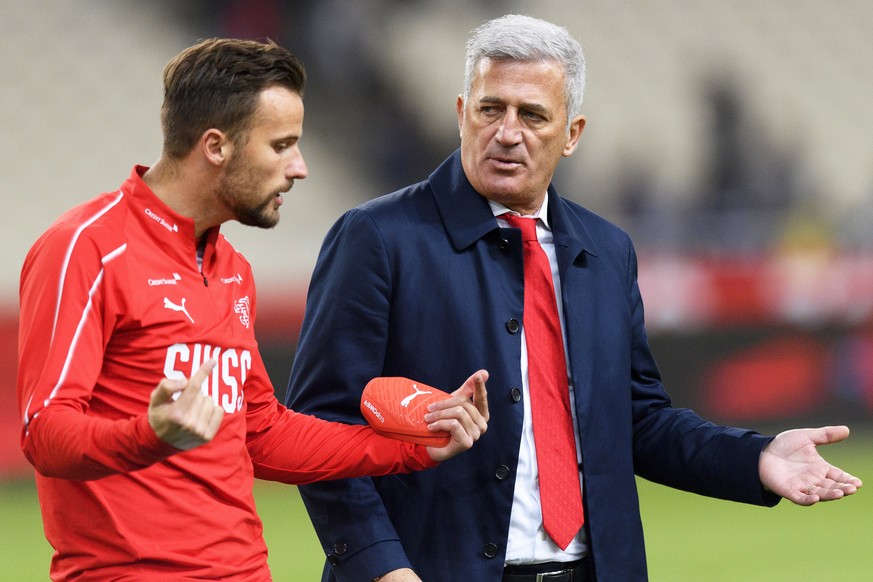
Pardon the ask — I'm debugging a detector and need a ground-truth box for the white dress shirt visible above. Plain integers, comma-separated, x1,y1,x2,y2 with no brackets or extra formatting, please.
490,196,588,565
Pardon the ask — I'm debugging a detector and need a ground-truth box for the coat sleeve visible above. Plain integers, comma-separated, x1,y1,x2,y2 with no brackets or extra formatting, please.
18,225,178,480
624,241,779,505
285,209,415,581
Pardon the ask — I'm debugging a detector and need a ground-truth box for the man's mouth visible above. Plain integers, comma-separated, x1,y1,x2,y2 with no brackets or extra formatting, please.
274,182,293,205
489,156,523,170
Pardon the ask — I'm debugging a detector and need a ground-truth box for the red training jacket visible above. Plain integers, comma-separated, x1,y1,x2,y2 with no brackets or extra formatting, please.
18,166,435,581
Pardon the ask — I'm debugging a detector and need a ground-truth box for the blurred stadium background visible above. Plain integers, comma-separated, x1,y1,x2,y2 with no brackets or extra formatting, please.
1,0,871,579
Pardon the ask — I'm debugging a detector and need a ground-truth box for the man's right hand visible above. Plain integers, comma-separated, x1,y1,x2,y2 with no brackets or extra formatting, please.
148,360,225,450
374,568,421,582
424,369,489,463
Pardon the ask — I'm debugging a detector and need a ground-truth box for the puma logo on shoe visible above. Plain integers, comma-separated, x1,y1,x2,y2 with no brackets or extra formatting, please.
400,384,432,407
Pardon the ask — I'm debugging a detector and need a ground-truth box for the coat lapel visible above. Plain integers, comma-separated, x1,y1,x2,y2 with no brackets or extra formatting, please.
548,188,600,433
428,150,499,251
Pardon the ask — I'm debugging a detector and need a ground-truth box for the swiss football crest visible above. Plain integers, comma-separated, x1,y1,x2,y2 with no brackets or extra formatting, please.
234,296,251,329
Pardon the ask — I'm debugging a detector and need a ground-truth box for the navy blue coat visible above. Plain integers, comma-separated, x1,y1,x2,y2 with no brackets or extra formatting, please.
286,151,777,581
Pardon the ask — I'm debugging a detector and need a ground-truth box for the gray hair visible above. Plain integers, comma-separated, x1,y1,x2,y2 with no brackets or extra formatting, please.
463,14,586,127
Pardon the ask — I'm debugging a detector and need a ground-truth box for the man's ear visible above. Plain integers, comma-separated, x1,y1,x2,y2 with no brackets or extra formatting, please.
456,94,465,137
202,129,231,166
562,115,586,157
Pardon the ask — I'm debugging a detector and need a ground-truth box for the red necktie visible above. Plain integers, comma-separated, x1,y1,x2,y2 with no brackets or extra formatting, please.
504,214,584,550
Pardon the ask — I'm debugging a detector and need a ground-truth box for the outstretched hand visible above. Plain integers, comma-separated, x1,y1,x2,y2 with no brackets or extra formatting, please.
424,370,489,462
148,360,225,450
759,425,862,505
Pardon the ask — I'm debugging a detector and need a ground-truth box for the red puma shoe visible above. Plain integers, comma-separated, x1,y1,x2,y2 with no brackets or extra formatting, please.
361,377,452,447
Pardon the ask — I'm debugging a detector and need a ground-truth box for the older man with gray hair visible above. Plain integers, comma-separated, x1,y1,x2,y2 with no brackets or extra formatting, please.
287,14,861,582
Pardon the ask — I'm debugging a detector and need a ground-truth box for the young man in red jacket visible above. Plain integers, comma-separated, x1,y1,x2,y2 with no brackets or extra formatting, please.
18,38,489,581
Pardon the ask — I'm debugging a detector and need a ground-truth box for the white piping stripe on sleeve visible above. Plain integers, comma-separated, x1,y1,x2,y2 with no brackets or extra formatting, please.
26,242,128,428
51,190,125,344
23,394,35,427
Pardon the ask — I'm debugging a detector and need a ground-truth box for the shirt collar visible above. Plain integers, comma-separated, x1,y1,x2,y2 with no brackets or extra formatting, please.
489,194,551,230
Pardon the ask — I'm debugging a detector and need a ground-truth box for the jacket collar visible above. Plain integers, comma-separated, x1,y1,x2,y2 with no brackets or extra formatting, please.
124,165,223,269
429,150,599,258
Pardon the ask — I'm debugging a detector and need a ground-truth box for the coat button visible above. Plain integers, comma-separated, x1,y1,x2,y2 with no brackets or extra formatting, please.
495,465,510,480
505,318,520,334
327,555,339,566
498,238,510,250
333,541,348,555
483,543,499,558
510,387,522,402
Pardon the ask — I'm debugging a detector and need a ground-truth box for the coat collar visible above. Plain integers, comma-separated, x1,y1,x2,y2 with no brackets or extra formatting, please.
428,150,599,258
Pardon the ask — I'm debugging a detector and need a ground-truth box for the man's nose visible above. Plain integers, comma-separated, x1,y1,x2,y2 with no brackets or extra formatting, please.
288,151,308,180
495,110,523,145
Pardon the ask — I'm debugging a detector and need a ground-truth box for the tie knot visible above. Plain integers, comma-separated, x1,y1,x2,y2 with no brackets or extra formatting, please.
503,214,538,242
